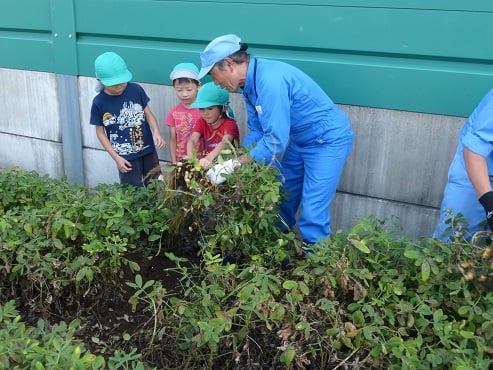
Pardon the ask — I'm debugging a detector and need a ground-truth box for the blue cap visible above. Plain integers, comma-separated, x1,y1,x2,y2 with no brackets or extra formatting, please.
94,52,132,86
197,34,242,80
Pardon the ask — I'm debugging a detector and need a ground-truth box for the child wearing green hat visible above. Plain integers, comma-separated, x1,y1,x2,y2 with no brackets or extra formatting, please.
165,63,202,163
186,82,240,170
90,51,166,187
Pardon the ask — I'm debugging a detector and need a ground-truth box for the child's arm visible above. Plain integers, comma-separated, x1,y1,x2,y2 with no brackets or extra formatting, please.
186,132,202,159
95,126,133,173
168,126,177,163
144,106,166,149
199,134,234,169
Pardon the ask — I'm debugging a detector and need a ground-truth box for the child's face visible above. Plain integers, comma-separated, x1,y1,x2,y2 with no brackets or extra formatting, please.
174,81,199,107
200,106,223,126
103,82,127,96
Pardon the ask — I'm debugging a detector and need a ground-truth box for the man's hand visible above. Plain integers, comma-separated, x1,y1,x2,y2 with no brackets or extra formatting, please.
206,159,241,185
479,191,493,232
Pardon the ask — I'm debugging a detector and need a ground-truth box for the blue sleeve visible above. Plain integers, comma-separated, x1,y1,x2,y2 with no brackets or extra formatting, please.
134,83,150,108
462,90,493,157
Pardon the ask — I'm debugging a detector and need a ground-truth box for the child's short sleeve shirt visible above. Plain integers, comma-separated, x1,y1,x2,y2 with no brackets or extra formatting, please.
90,82,156,160
165,104,201,161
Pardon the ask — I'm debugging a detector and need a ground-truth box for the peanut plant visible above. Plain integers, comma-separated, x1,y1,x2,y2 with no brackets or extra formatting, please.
2,166,493,369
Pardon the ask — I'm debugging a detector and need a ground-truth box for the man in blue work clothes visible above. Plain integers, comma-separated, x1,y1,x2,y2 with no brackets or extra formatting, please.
198,34,353,250
434,89,493,241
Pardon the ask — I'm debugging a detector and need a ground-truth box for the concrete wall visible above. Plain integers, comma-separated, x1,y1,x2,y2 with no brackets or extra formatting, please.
0,67,465,239
333,106,463,238
0,69,64,178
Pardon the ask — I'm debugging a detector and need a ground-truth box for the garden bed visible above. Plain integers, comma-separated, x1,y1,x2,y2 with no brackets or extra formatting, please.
1,166,493,369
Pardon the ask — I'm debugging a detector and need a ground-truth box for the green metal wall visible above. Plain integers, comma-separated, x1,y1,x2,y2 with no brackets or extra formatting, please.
1,0,493,116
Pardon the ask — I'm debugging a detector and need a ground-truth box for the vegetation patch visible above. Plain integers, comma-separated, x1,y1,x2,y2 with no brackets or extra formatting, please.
1,164,493,369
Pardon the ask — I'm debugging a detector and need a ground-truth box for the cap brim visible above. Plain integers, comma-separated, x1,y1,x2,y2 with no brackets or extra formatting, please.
100,70,132,86
191,101,211,108
170,70,199,81
191,100,224,108
197,64,214,80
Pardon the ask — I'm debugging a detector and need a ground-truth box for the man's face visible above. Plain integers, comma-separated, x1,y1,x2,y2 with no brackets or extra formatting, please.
209,59,245,93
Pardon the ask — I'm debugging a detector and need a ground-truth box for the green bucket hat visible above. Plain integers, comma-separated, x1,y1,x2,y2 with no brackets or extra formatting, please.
191,82,230,108
95,52,132,86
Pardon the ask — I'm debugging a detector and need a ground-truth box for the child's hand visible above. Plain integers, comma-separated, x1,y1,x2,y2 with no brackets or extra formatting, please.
116,157,132,173
153,133,166,149
199,157,213,169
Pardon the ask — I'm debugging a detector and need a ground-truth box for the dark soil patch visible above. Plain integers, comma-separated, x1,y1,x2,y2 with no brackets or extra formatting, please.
11,241,203,369
81,246,202,367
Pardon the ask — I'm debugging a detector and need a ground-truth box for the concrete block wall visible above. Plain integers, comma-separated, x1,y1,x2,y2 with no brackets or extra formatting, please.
332,106,463,238
0,68,466,239
0,69,64,178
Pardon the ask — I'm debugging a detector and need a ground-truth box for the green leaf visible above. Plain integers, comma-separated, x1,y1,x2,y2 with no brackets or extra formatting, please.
421,259,431,282
127,260,140,273
404,249,423,260
326,328,339,336
347,302,361,312
135,274,143,288
299,281,310,295
458,306,471,317
459,330,475,339
148,234,161,242
52,337,61,351
349,238,371,254
82,209,97,217
142,280,155,290
353,310,365,326
76,266,93,282
282,280,297,290
280,348,296,366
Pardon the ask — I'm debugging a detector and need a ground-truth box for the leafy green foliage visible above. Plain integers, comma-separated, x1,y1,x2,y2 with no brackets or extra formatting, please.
0,168,172,310
150,204,493,368
0,300,146,369
163,158,298,264
2,166,493,368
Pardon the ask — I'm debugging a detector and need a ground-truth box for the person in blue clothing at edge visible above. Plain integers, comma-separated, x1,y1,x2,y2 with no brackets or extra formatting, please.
198,34,354,252
434,89,493,241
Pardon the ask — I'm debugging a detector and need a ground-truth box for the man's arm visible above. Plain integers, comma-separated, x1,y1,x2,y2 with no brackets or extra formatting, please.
464,146,491,197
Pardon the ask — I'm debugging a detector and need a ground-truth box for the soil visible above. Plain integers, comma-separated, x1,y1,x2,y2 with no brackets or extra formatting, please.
15,242,203,369
85,246,202,368
11,239,368,369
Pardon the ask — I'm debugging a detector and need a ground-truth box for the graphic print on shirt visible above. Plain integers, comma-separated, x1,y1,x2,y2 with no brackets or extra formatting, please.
102,101,149,156
173,110,196,156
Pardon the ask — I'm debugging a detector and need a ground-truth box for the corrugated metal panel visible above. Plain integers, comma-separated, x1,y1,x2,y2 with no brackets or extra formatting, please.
0,0,53,71
0,0,492,116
